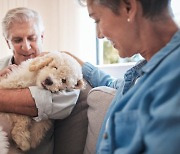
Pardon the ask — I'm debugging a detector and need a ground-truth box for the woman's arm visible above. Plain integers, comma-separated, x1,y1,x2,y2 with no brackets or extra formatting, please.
62,51,85,66
63,51,123,89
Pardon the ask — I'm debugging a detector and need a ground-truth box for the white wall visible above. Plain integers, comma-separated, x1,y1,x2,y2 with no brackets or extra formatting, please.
0,0,97,64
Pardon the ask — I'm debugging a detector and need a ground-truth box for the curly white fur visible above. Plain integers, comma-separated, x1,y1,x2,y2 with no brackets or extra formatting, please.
0,52,84,153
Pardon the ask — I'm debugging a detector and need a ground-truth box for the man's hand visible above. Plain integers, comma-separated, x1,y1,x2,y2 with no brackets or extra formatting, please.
0,64,17,77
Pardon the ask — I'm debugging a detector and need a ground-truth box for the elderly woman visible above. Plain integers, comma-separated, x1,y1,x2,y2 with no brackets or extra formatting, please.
69,0,180,153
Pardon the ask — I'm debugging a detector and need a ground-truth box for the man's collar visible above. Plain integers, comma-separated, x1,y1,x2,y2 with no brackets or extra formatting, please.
11,56,15,64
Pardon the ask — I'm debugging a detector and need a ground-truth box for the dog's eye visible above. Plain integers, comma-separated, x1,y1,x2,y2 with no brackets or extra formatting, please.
62,79,66,83
53,66,58,70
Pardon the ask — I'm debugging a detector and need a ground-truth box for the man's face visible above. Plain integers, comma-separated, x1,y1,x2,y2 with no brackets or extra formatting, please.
7,20,43,65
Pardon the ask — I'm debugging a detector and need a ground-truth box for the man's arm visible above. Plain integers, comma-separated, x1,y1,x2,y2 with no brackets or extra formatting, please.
0,60,80,120
0,88,38,116
29,86,80,121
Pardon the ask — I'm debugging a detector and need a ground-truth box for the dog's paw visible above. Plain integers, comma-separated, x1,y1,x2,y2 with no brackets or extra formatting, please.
17,140,30,151
12,130,31,151
12,134,30,151
30,120,52,149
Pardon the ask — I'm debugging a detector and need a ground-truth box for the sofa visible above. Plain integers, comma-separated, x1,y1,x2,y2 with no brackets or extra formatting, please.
53,81,117,154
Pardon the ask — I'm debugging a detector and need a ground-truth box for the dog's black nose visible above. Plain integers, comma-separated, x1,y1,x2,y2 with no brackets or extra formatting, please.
45,77,53,85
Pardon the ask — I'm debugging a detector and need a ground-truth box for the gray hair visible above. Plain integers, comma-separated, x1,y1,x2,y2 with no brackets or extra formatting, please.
2,7,45,39
88,0,171,19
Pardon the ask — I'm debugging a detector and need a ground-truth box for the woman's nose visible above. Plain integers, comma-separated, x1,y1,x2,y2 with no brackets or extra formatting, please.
96,25,104,39
21,39,31,51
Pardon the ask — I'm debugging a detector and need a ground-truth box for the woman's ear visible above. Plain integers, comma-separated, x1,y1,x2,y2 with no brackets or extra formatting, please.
123,0,138,22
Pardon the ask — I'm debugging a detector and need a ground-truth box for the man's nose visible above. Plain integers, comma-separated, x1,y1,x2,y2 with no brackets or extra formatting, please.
96,25,104,39
21,39,31,51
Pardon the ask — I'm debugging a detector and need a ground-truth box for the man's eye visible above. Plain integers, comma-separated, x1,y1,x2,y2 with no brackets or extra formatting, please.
28,37,37,41
12,39,22,43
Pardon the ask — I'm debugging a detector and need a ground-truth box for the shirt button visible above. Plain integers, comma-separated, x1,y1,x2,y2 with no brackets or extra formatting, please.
103,132,108,139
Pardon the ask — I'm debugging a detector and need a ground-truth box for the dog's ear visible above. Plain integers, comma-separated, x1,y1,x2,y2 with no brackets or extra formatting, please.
75,79,85,89
48,60,57,68
29,56,54,72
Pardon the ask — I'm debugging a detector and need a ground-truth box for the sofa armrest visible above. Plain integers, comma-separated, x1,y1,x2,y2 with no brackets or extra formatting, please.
84,86,116,154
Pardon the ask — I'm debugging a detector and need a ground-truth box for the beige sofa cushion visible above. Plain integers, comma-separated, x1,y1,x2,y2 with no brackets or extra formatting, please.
84,86,116,154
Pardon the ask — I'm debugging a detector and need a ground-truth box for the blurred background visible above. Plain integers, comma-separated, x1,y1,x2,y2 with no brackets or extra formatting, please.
0,0,179,66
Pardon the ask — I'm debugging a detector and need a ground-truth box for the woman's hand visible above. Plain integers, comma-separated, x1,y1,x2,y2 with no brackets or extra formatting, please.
61,51,85,66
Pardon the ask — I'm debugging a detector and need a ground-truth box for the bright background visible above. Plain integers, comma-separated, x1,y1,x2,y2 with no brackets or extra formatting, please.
0,0,97,63
0,0,179,66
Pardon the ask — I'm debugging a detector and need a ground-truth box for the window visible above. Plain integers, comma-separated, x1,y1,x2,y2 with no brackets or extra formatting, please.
97,38,143,65
96,0,180,65
171,0,180,25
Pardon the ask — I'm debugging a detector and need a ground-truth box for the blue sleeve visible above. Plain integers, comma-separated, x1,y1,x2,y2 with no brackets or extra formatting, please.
82,62,124,89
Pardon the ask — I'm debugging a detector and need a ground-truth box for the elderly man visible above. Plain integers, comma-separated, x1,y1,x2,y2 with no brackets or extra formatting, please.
0,7,81,154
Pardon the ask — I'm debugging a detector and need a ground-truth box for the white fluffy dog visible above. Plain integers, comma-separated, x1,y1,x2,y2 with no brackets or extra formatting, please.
0,52,84,154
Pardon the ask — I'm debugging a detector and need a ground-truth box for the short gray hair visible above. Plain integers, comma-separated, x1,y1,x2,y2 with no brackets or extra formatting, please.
2,7,45,39
88,0,171,18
